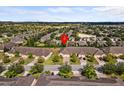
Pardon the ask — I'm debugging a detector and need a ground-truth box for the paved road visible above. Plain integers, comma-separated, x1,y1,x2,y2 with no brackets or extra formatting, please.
80,57,87,66
24,65,83,72
47,80,122,86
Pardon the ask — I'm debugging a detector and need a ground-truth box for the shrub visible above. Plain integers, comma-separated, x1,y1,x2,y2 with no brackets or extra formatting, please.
15,51,20,57
3,55,10,63
5,71,17,78
44,70,51,75
18,58,25,64
38,57,45,63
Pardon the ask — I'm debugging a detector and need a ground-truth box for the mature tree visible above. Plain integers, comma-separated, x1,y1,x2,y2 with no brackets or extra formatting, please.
81,64,97,80
102,63,116,75
116,62,124,75
102,54,117,64
30,63,44,74
58,65,73,78
8,63,24,74
38,57,45,63
5,63,24,78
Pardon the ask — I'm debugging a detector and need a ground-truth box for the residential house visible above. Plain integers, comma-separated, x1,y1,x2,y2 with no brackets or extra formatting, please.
40,33,51,42
67,41,76,47
101,47,124,56
9,47,52,59
60,47,104,63
4,42,17,51
76,41,88,47
11,35,25,45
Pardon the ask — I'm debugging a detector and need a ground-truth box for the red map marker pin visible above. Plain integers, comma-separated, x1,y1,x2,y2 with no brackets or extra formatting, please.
60,34,69,45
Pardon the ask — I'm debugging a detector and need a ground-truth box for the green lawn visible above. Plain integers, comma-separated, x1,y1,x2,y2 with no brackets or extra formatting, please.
10,57,20,63
17,73,23,77
35,42,45,47
44,54,63,65
23,58,34,65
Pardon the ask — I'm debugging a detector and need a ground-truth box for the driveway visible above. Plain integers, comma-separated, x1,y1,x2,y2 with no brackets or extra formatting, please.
80,57,87,66
95,56,105,66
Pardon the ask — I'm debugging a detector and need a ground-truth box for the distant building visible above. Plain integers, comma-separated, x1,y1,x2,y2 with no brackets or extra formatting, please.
40,33,51,42
11,35,25,45
78,33,96,42
76,41,88,47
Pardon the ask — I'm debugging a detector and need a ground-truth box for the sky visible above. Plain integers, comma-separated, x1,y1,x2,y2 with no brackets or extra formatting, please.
0,6,124,22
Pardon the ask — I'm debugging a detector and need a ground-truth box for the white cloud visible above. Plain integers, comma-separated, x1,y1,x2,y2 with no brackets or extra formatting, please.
47,7,73,13
93,6,124,17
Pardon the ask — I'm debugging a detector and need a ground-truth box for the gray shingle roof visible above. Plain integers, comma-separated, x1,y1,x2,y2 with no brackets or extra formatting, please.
60,47,104,55
4,42,17,49
11,36,24,43
10,47,52,57
101,47,124,54
109,47,124,54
